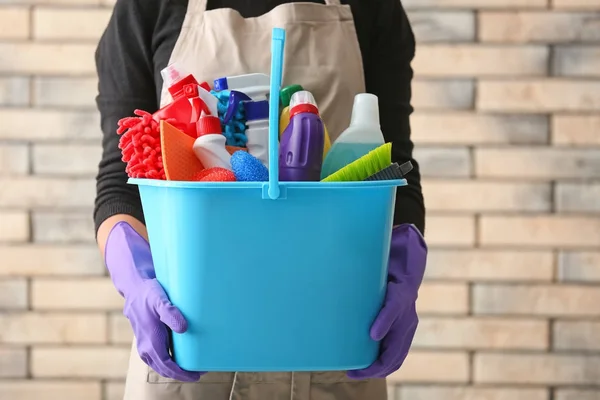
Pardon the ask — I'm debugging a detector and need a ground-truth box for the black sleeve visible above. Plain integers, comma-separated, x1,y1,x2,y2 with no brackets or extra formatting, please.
93,0,159,235
364,0,425,235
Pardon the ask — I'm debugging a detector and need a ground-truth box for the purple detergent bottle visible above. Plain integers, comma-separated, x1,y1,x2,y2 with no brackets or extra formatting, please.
279,91,325,181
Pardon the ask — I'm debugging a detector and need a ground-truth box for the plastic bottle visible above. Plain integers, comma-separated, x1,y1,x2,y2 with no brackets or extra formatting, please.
243,100,269,167
279,85,331,160
213,73,270,101
193,113,232,170
320,93,385,180
279,91,325,181
154,63,211,139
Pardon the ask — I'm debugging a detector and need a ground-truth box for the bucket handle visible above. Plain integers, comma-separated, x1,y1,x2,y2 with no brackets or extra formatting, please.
267,28,286,200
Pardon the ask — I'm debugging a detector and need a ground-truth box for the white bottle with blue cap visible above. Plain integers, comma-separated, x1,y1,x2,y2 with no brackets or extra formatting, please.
244,100,270,167
214,74,270,101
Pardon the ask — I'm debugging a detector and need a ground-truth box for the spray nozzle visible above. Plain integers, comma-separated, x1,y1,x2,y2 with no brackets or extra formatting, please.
224,90,252,123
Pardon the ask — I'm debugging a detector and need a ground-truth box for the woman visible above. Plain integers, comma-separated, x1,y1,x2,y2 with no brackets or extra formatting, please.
95,0,427,399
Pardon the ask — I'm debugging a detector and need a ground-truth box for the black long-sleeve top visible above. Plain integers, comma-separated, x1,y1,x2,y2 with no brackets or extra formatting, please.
94,0,425,235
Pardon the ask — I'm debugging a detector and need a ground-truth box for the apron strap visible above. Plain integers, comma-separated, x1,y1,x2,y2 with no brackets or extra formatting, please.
324,0,342,4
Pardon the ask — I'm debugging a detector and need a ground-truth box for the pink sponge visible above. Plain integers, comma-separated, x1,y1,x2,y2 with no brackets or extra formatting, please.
192,168,236,182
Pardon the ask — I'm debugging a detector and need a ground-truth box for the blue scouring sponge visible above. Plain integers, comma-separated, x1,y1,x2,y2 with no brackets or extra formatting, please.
231,151,268,182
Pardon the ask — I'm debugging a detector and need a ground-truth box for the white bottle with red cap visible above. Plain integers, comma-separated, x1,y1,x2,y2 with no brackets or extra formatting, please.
192,112,232,170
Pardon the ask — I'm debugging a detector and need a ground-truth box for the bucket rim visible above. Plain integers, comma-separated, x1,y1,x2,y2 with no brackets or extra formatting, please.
128,178,407,189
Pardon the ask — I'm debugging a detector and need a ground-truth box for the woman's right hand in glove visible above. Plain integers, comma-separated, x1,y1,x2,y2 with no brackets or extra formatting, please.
104,221,203,382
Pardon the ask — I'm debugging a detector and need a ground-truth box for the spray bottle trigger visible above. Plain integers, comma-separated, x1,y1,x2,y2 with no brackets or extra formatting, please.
224,90,252,123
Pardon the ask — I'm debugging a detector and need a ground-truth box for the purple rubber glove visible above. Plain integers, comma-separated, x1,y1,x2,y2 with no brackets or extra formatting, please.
104,221,203,382
348,224,427,379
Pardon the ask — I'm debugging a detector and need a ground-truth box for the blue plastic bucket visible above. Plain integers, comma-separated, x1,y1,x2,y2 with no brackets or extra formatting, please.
128,28,407,372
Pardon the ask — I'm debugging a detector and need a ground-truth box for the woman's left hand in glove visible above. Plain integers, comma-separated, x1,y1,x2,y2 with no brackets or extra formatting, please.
348,224,427,380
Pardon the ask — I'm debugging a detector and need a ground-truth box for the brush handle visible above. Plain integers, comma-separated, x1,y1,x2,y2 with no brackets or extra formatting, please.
267,28,286,200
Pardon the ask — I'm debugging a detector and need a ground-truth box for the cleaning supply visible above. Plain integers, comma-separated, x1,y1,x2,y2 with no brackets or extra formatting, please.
192,167,236,182
278,91,325,181
231,151,268,182
212,90,248,147
279,85,332,160
244,100,269,167
155,63,209,139
214,73,270,101
160,120,204,181
192,112,232,170
322,143,391,182
365,161,413,181
117,109,165,180
320,93,385,180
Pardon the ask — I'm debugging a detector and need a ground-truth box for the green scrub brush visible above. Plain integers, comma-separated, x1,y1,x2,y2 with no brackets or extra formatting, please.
321,143,392,182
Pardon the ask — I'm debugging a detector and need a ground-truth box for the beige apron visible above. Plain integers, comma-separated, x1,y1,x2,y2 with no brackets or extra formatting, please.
124,0,387,398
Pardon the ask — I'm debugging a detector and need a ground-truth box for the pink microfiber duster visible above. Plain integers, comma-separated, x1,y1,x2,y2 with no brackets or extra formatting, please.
192,167,236,182
231,151,268,182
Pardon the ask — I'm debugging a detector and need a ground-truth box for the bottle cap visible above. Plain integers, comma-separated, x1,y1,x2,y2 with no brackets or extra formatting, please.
161,62,186,88
244,100,269,121
350,93,380,127
224,91,252,123
214,77,228,91
280,84,303,108
289,90,319,118
196,113,222,137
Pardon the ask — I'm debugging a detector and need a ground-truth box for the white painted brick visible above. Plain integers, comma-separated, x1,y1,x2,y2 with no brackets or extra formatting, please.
414,317,548,349
413,45,548,77
0,382,101,400
33,144,101,175
480,216,600,248
553,115,600,146
403,0,547,8
0,245,103,276
556,183,600,213
31,346,130,379
0,347,27,378
0,279,28,309
34,77,97,108
0,109,100,140
478,79,600,112
475,147,600,180
0,77,29,106
0,177,95,208
558,252,600,282
473,284,600,317
479,12,600,42
418,283,469,315
104,382,125,400
554,321,600,350
423,180,551,212
553,0,600,9
32,278,123,310
397,386,548,400
413,148,471,178
0,313,106,344
474,353,600,384
0,143,29,174
0,7,29,39
33,8,111,40
556,390,600,400
554,46,600,77
388,351,469,383
0,43,96,74
411,113,548,144
425,215,475,246
109,313,133,344
412,80,474,110
0,211,29,242
33,212,95,243
426,250,554,281
408,12,475,42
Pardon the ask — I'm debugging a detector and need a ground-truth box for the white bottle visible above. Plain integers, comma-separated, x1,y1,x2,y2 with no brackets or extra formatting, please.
213,73,270,101
243,100,270,167
192,113,232,170
320,93,385,179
